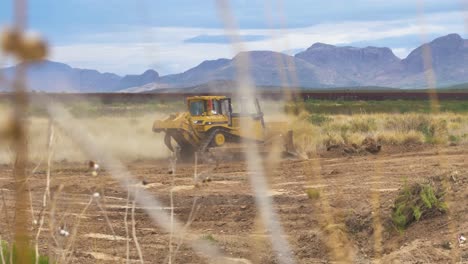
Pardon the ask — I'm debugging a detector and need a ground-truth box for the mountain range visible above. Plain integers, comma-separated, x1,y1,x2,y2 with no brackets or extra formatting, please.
0,61,159,92
1,33,467,92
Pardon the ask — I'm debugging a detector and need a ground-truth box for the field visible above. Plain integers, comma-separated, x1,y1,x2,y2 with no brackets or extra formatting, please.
0,97,467,263
1,98,467,163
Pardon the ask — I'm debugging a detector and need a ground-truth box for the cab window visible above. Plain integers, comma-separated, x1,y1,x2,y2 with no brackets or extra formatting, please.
212,100,221,115
221,100,230,115
189,101,205,116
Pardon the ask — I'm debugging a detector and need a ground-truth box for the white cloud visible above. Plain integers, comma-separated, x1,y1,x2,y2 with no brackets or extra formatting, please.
51,42,233,75
49,10,467,75
392,48,412,58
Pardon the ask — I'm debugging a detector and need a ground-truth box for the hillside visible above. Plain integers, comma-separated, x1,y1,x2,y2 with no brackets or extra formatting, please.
0,61,159,92
144,33,468,91
2,33,468,92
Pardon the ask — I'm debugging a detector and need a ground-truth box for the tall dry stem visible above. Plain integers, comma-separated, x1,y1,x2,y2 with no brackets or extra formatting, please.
34,119,55,264
171,198,199,263
62,196,92,263
132,198,144,264
216,1,295,263
12,50,31,264
124,188,130,263
43,120,54,207
168,153,177,264
9,0,33,261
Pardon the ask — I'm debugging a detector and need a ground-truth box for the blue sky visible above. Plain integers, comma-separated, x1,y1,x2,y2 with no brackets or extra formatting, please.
0,0,467,75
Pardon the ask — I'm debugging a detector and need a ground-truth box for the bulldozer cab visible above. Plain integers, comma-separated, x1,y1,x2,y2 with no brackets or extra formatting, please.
188,96,231,118
186,96,264,129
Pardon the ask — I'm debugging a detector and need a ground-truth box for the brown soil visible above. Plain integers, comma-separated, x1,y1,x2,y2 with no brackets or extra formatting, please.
0,145,467,263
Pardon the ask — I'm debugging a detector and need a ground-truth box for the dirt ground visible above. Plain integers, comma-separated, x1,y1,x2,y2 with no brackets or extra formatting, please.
0,145,467,263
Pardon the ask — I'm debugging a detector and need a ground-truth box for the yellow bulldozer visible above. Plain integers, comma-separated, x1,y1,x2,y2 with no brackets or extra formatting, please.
152,95,296,161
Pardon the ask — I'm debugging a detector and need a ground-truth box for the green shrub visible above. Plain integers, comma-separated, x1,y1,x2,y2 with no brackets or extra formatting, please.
392,203,408,229
391,182,446,232
412,206,422,221
420,185,438,208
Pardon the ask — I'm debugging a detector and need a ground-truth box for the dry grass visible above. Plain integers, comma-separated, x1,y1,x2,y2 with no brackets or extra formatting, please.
2,102,467,164
289,112,468,155
0,110,169,164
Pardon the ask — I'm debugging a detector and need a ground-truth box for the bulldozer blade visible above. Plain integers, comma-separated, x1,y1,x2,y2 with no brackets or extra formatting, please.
164,133,174,152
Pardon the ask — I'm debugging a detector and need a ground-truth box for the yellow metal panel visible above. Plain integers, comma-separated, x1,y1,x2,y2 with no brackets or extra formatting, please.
231,116,264,141
187,95,227,101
